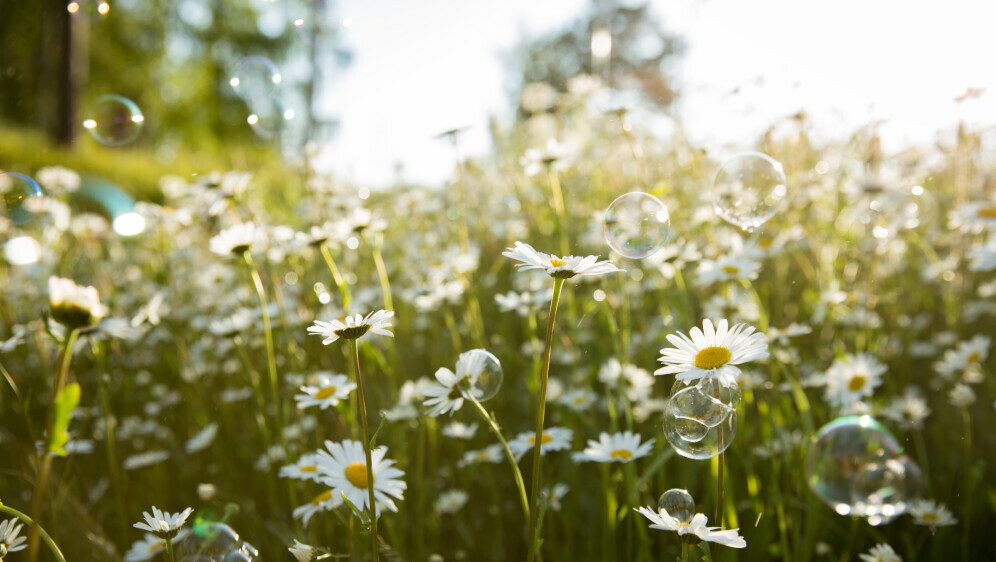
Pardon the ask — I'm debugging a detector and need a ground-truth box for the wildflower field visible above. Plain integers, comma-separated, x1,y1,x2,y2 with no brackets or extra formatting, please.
2,5,996,562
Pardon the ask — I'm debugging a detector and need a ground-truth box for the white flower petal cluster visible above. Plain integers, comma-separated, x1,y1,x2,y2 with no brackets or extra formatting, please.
314,439,407,514
0,518,27,553
503,241,623,279
49,276,108,328
307,310,394,344
656,319,768,385
572,431,654,464
634,506,746,548
132,506,193,539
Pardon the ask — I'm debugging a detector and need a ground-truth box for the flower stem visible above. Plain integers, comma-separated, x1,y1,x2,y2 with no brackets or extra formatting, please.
319,243,351,311
0,504,66,562
716,450,725,527
466,392,530,522
681,539,689,562
350,339,380,562
164,536,176,562
527,277,565,562
28,327,78,562
243,251,283,431
371,235,393,312
547,169,569,257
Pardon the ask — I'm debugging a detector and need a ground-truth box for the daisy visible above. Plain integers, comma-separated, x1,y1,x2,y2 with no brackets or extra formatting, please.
948,201,996,233
295,373,356,410
133,506,193,539
288,539,317,562
434,489,469,514
572,431,654,464
858,543,902,562
967,236,996,271
933,335,991,379
823,353,886,408
422,367,469,417
0,518,26,554
509,427,573,459
695,256,761,286
279,454,324,483
185,422,218,454
123,450,171,470
457,444,504,467
543,483,570,511
123,529,190,562
209,222,261,256
307,310,394,344
655,319,768,385
556,388,597,412
948,383,975,408
907,499,957,532
441,421,479,440
315,439,407,513
49,276,108,329
502,241,623,279
882,387,931,431
292,489,342,527
634,506,746,548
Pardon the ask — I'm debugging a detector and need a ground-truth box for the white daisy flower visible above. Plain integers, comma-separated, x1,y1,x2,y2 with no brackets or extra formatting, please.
948,201,996,233
441,421,479,440
132,506,193,539
185,422,218,454
933,334,991,379
279,454,323,483
572,431,654,463
520,138,570,176
543,483,570,511
295,373,356,410
434,489,469,514
948,383,976,408
422,367,468,417
967,236,996,271
557,388,597,412
908,499,957,532
858,542,902,562
655,319,768,385
315,439,407,513
634,506,746,548
823,353,886,409
124,529,190,562
881,387,931,431
0,518,27,554
292,489,342,527
209,222,261,256
288,539,317,562
695,256,761,286
307,310,394,344
502,241,623,279
457,444,504,467
509,427,573,459
123,450,171,470
49,276,108,329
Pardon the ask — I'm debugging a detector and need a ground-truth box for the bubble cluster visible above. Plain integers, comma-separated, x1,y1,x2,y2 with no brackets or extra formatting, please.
805,416,922,524
603,192,670,259
658,488,695,524
711,152,786,232
0,172,44,225
457,349,503,402
181,519,258,561
662,378,739,459
82,95,145,146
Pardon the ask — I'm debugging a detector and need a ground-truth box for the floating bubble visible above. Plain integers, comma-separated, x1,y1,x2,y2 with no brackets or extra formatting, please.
711,152,786,232
230,56,281,100
663,393,737,460
658,489,695,524
0,172,44,225
457,349,503,402
669,379,739,428
850,455,922,525
603,192,670,259
182,520,258,561
805,415,915,520
245,97,292,139
82,95,144,146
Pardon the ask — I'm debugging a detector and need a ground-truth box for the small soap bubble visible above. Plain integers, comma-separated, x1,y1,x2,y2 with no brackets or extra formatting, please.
711,152,786,232
663,384,737,460
658,489,695,524
457,349,503,402
0,172,44,225
82,95,144,146
245,97,291,139
603,192,670,259
230,56,281,100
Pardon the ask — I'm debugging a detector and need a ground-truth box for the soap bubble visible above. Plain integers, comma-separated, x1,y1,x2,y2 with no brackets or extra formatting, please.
245,97,292,139
457,349,503,402
82,95,145,146
0,172,44,225
658,489,696,524
850,455,922,525
603,192,670,259
230,56,281,100
181,520,258,561
670,378,741,427
711,152,786,232
805,415,919,521
663,386,737,460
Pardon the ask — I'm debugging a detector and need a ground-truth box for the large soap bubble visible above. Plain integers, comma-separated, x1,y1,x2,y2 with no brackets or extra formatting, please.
603,192,671,259
662,378,739,459
82,95,145,146
850,455,922,525
456,349,503,402
0,172,44,225
711,152,786,232
180,519,259,561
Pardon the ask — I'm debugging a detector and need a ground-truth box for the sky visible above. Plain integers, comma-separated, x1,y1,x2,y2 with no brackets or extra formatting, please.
309,0,996,188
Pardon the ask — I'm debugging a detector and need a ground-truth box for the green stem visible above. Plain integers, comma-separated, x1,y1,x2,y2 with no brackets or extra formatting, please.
527,277,565,562
319,243,351,311
681,539,690,562
243,252,285,437
371,236,393,312
547,169,569,257
350,339,380,562
467,392,530,522
0,504,66,562
716,451,724,528
164,536,176,562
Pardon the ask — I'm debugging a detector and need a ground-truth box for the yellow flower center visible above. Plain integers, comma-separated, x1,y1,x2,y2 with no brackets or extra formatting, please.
967,352,981,363
528,433,554,445
921,512,938,523
977,206,996,219
300,465,317,473
550,258,567,268
722,265,740,275
149,540,165,553
311,489,333,505
314,386,338,399
848,374,867,392
474,451,492,461
694,346,732,370
610,449,633,461
345,462,371,489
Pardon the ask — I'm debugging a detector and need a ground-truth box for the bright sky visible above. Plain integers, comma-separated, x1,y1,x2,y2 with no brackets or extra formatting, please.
314,0,996,188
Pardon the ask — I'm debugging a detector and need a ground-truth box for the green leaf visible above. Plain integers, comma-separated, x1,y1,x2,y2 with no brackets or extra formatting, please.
49,383,81,456
341,492,370,527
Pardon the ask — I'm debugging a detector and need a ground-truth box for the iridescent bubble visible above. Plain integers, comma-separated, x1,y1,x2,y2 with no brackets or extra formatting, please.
457,349,503,402
182,520,257,561
82,95,144,146
850,455,922,525
805,415,909,518
663,392,737,460
245,97,292,139
230,56,281,100
603,192,670,259
669,379,739,427
711,152,786,232
658,489,695,524
0,172,44,225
